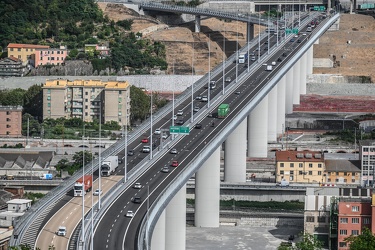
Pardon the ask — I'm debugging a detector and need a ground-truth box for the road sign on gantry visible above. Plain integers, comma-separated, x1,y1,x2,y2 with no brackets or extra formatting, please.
169,126,190,135
179,126,189,135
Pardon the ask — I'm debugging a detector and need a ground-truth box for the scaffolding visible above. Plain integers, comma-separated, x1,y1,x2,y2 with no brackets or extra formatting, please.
329,197,339,250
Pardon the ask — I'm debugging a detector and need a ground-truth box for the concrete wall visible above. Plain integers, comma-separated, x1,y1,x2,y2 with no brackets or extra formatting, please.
313,58,334,68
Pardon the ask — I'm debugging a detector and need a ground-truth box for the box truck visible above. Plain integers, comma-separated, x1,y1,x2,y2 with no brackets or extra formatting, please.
101,156,119,177
238,52,248,63
74,175,93,197
218,104,230,118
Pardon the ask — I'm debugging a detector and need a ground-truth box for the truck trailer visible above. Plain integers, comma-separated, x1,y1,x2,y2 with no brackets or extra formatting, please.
238,52,248,63
218,104,230,118
74,175,93,197
101,156,119,177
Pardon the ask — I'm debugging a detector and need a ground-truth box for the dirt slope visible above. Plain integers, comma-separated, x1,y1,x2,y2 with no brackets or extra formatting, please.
98,3,375,80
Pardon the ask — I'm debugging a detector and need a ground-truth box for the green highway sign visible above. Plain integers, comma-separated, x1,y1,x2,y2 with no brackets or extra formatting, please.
292,28,299,34
170,126,190,135
286,29,292,34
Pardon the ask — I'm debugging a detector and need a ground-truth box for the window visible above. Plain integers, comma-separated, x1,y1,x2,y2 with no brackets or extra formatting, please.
308,171,312,175
6,111,10,115
306,216,314,222
299,171,303,175
18,48,21,51
344,179,347,182
48,103,51,107
318,171,322,175
290,171,294,175
299,163,303,168
364,218,370,224
47,96,51,100
352,172,356,176
318,216,326,223
86,92,88,95
352,218,359,223
290,163,294,168
10,48,13,51
6,125,11,128
352,179,356,183
6,118,11,122
280,170,284,175
335,179,339,182
340,218,348,223
309,163,313,168
339,229,347,235
339,242,347,247
352,206,359,212
280,163,284,168
352,230,359,235
119,90,122,94
318,163,322,168
327,178,331,182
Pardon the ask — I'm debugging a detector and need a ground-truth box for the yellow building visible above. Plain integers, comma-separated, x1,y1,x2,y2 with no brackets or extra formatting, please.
276,151,325,184
42,79,130,126
7,43,50,65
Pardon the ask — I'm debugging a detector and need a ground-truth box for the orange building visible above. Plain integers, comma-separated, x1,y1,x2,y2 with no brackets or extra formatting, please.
0,106,23,137
337,197,372,249
7,43,50,66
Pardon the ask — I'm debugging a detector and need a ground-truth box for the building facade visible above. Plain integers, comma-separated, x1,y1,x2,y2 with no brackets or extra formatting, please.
325,160,361,185
359,140,375,187
0,106,23,137
42,79,130,126
34,46,68,67
7,43,50,66
276,151,325,184
0,57,27,77
337,197,372,249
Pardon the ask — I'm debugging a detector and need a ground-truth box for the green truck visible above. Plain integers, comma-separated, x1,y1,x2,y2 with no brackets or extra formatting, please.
218,104,230,118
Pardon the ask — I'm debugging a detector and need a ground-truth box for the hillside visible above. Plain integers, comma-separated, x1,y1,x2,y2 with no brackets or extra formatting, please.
98,3,375,80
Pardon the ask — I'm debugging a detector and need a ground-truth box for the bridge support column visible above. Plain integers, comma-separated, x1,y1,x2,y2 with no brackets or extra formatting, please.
293,62,301,105
307,46,313,75
300,53,307,95
277,4,282,12
247,23,254,41
285,67,294,114
151,211,165,249
248,95,268,158
165,185,186,250
276,76,286,136
195,15,201,33
195,147,220,227
224,119,247,182
268,87,277,143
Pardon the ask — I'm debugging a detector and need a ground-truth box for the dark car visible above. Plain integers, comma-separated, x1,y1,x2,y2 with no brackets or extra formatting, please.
132,196,142,204
282,52,287,57
277,57,282,62
176,119,184,125
195,123,202,129
297,39,301,43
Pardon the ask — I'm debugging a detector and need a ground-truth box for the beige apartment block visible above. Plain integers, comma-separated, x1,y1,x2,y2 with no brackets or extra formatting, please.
276,150,325,184
42,79,130,126
0,106,23,137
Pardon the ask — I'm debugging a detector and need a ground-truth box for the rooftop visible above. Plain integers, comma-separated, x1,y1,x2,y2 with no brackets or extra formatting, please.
43,79,129,89
325,159,361,172
7,43,49,49
276,150,324,162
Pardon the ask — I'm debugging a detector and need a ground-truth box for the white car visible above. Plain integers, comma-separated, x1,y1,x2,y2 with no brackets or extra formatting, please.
133,182,142,189
125,211,134,217
161,166,170,173
201,96,208,102
251,57,256,61
172,115,177,120
162,133,168,139
170,148,177,154
93,189,102,196
57,226,67,236
177,110,183,116
193,106,200,112
271,61,276,66
154,128,161,135
142,146,150,153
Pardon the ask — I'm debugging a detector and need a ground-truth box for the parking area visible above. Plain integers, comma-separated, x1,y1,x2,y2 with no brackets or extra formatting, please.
187,225,302,250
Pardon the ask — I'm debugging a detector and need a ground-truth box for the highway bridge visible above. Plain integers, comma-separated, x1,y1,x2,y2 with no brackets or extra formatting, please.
10,6,340,250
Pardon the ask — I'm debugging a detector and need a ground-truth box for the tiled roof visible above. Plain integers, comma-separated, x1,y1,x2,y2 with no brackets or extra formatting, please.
325,159,361,172
276,150,324,162
7,43,49,49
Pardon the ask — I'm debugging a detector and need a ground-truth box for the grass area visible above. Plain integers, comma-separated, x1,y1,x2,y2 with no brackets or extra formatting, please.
187,199,304,211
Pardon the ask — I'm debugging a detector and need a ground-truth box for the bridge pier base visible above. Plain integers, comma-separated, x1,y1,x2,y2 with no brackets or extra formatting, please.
165,185,186,250
151,211,165,249
195,15,201,33
195,147,220,227
276,76,286,136
248,95,268,158
285,67,294,114
300,53,307,95
247,23,254,42
292,61,301,105
267,87,278,143
224,119,247,182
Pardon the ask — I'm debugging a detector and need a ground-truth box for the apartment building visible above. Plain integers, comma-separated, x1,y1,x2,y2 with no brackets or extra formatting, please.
276,150,325,184
42,79,130,126
325,160,361,185
34,46,68,67
359,140,375,187
0,106,23,137
7,43,50,66
337,197,372,249
0,57,27,77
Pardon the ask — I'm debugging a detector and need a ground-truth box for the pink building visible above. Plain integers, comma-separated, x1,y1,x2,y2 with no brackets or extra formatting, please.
337,197,372,249
34,46,68,67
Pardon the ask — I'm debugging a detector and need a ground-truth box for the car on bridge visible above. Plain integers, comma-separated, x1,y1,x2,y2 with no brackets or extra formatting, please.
125,211,134,217
161,166,169,173
177,109,183,116
141,138,149,143
176,119,184,125
170,148,177,154
93,189,102,196
171,161,179,167
132,196,142,204
154,128,161,135
56,226,67,236
133,183,142,189
127,149,134,156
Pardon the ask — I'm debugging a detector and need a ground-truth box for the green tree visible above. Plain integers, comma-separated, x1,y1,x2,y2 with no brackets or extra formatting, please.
55,158,71,173
345,227,375,250
130,85,150,123
23,84,43,121
277,233,323,250
69,48,79,58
